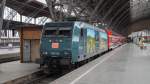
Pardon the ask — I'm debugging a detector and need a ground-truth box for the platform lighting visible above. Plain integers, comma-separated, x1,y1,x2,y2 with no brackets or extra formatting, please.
95,24,98,26
102,23,105,26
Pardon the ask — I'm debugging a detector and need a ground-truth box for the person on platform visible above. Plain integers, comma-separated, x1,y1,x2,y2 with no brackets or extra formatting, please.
139,37,145,49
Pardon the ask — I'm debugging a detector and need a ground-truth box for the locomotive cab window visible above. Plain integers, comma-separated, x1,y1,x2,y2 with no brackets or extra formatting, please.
44,27,72,37
44,30,57,36
58,28,71,37
59,30,71,36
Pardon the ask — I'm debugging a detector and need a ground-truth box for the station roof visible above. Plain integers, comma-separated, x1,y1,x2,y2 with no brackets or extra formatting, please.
3,0,49,18
74,0,130,35
45,0,130,35
2,20,39,29
2,0,149,36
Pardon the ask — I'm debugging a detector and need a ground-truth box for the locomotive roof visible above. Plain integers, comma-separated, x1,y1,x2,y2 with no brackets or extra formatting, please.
44,21,106,33
44,21,75,28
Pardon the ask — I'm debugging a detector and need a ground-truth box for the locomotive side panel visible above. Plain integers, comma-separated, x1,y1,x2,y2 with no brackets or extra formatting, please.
71,24,80,63
74,22,108,63
99,31,108,52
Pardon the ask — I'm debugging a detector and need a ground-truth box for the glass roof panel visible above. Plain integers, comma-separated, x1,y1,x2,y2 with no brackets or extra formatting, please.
36,0,46,4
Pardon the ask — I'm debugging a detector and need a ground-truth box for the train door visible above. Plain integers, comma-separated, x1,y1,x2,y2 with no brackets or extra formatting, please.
23,40,31,62
72,26,80,63
95,31,99,52
79,28,85,61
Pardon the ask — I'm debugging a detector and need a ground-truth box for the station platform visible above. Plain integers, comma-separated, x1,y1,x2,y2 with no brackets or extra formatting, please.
0,48,20,63
50,43,150,84
0,61,40,83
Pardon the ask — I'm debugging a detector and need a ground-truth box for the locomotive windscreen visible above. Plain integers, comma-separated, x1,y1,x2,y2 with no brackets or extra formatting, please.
44,28,72,37
44,30,57,36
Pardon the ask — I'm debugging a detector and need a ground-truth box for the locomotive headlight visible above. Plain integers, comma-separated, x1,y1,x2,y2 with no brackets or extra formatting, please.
64,52,69,55
56,52,60,55
51,52,60,55
64,51,70,55
43,52,48,55
59,40,63,42
49,40,52,42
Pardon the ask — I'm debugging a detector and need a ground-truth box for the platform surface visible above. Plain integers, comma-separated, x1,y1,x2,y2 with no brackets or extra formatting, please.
0,61,40,83
50,43,150,84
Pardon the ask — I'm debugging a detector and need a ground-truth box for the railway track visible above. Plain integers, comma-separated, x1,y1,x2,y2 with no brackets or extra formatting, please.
25,74,51,84
22,56,105,84
0,48,20,63
24,70,71,84
0,53,19,63
13,50,110,84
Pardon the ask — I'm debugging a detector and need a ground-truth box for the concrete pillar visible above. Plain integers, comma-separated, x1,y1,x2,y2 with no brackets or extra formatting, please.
0,0,6,37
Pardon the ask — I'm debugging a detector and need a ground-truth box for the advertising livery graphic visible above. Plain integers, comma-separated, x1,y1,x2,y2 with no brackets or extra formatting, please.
87,29,96,54
100,32,108,50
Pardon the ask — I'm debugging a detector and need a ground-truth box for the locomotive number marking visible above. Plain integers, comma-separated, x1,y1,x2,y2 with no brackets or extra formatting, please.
52,43,59,48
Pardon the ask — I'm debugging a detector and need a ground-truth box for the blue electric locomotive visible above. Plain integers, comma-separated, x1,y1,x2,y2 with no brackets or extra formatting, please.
40,21,108,71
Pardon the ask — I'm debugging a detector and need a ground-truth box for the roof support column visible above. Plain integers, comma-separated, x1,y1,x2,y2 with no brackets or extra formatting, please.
89,0,104,21
0,0,6,37
45,0,56,21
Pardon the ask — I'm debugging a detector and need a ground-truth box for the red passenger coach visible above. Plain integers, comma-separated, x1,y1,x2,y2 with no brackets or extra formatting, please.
106,29,126,49
107,30,112,49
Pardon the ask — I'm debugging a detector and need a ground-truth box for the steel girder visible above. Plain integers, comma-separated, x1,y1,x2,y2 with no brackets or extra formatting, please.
0,0,6,36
